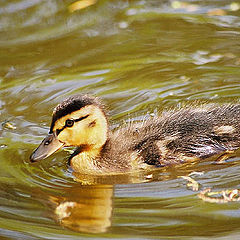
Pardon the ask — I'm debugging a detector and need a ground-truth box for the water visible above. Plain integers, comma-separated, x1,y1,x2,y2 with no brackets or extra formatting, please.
0,0,240,239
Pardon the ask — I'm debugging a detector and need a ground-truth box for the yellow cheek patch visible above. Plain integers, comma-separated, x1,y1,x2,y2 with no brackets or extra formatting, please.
51,105,108,147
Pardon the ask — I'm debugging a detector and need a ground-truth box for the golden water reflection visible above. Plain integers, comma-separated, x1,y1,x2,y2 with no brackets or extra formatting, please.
48,170,155,233
50,184,113,233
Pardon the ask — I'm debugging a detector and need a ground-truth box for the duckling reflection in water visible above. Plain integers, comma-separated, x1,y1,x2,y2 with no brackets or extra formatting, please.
49,184,113,233
30,95,240,174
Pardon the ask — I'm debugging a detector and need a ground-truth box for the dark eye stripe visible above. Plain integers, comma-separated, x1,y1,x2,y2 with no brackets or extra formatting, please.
74,114,89,122
55,114,90,136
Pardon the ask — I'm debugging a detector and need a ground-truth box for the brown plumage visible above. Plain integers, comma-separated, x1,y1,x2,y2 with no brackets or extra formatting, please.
30,95,240,174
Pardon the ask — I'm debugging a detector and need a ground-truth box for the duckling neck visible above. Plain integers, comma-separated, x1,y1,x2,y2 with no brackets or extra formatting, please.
69,142,108,173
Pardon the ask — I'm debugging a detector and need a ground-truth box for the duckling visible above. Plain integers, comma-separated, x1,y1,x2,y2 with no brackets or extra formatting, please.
30,95,240,174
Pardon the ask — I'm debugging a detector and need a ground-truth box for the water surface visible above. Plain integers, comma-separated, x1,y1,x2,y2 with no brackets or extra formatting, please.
0,0,240,239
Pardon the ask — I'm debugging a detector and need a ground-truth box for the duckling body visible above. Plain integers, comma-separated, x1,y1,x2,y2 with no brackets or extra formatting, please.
30,95,240,174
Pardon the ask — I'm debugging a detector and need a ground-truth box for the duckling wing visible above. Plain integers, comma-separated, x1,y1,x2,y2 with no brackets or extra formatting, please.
180,136,230,159
134,134,235,166
132,104,240,166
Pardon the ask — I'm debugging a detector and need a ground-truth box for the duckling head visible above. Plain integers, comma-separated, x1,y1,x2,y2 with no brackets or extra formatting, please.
30,95,108,162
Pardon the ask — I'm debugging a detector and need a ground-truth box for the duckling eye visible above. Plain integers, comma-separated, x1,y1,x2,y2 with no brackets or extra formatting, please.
65,119,74,127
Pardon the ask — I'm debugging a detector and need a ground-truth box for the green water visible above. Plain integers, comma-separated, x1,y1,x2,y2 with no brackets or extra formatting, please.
0,0,240,239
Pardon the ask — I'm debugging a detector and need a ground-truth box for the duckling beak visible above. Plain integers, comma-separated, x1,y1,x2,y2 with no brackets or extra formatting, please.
30,133,64,162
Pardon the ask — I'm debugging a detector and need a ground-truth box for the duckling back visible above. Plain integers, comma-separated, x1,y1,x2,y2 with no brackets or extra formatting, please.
101,103,240,170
